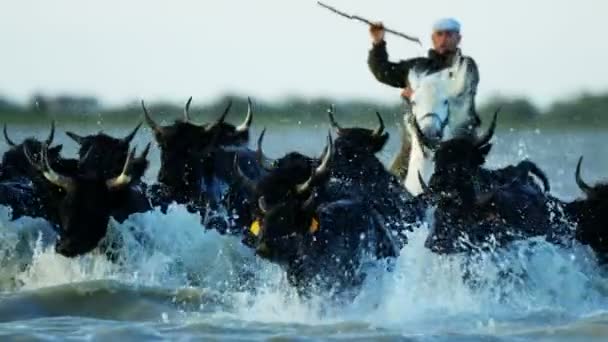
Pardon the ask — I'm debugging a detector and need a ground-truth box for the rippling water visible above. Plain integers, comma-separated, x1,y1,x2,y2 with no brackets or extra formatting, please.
1,122,608,341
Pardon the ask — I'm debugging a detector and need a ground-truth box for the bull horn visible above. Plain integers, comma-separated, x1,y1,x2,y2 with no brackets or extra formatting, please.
214,100,232,126
327,105,342,131
297,132,333,194
184,96,193,122
233,155,257,194
256,128,275,171
24,143,74,191
3,124,17,146
411,116,434,149
139,142,152,160
258,196,268,214
236,97,253,133
46,121,56,145
141,100,163,136
418,171,431,193
65,131,85,145
372,111,385,137
476,107,500,147
78,145,95,167
106,148,135,190
301,192,316,212
575,156,593,195
122,122,142,144
518,160,551,193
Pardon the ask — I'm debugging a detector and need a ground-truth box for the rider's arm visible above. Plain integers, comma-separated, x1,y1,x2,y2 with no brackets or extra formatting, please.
367,40,419,88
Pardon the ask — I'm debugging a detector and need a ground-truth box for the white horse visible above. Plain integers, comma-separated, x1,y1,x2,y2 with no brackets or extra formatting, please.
392,54,480,195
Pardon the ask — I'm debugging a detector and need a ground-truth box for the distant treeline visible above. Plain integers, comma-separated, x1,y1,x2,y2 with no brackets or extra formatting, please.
1,92,607,130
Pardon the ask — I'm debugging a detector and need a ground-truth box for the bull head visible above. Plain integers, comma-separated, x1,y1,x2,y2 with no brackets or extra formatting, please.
328,106,385,139
3,121,55,147
66,122,141,146
24,142,140,193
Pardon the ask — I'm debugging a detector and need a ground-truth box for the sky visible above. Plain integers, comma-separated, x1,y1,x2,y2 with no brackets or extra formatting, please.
0,0,606,107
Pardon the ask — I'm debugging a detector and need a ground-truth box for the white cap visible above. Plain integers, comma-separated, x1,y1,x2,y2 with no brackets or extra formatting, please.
432,18,461,32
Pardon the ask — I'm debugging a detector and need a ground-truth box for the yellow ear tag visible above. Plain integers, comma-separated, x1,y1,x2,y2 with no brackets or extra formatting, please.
309,217,320,234
250,220,261,236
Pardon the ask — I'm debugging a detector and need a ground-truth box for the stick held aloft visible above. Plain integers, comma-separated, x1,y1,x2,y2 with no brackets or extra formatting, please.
317,1,421,46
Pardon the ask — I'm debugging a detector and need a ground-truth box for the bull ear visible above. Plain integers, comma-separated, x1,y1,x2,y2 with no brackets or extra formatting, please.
478,143,492,158
49,144,63,155
66,131,85,145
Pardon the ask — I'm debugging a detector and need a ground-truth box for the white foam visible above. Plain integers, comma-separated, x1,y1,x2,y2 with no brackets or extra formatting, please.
2,202,608,335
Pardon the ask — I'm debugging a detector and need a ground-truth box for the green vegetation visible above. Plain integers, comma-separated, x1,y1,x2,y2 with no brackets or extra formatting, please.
1,92,607,130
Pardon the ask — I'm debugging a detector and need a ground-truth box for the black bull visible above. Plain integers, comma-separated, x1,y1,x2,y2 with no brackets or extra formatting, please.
23,123,152,257
420,112,608,262
234,110,422,296
142,97,263,233
1,122,72,222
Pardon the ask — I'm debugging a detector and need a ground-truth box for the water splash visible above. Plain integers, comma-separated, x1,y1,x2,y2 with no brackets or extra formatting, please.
1,202,608,337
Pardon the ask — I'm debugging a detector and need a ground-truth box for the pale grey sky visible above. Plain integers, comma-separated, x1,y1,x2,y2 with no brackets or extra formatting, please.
0,0,606,107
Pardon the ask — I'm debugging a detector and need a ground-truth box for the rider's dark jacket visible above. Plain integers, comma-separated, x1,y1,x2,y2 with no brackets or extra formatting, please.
368,40,481,128
367,40,479,91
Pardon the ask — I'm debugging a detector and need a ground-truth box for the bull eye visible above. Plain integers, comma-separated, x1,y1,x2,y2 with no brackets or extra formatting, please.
444,99,449,106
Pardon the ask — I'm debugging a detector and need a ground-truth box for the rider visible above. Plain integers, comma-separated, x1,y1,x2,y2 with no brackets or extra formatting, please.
368,18,480,114
368,18,480,179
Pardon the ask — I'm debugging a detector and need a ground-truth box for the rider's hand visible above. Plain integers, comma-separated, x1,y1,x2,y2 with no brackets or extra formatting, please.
370,22,385,44
401,87,413,100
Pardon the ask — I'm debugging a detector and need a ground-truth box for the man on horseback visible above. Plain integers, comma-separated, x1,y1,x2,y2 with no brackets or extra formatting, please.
368,18,479,109
368,18,481,188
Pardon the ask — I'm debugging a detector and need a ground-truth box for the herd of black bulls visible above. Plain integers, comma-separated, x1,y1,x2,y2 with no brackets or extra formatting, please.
0,98,607,298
